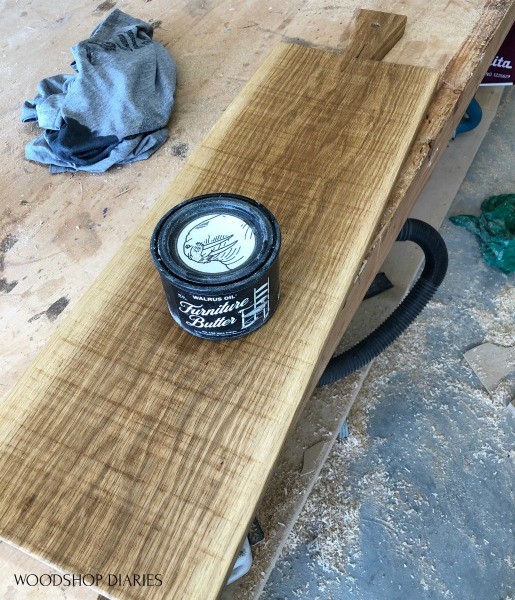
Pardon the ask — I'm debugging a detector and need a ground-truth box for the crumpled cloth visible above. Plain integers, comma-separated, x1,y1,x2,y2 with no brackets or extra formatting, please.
450,193,515,274
21,9,177,173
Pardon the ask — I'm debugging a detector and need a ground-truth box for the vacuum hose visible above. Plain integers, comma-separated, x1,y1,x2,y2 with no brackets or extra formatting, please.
317,219,448,387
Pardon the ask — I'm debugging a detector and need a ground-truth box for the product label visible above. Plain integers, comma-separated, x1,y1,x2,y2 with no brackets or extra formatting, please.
161,265,279,340
482,24,514,86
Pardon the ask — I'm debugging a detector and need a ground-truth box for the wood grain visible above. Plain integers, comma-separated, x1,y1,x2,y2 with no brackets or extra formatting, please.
1,14,439,600
346,9,407,60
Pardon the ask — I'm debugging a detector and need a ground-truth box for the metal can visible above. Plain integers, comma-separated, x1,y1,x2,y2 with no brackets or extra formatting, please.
150,193,281,340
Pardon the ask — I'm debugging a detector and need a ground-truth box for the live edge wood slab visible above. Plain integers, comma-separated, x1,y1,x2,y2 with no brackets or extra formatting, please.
0,3,512,599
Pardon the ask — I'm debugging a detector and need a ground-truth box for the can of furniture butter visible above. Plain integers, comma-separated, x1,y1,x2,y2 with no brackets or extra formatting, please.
150,193,281,340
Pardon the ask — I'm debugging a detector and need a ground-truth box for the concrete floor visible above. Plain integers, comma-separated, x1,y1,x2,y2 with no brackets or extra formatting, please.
262,88,514,600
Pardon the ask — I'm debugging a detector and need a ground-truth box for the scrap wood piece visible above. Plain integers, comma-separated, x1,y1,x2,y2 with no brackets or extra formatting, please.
464,342,515,392
301,440,330,476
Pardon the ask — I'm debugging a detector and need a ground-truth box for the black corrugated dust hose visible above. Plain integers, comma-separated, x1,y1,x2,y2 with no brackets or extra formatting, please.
317,218,448,387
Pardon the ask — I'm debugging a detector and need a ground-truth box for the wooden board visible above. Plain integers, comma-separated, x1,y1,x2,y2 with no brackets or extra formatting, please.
0,11,439,600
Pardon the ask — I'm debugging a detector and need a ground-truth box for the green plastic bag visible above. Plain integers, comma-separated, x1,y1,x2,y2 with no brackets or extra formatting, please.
450,193,515,274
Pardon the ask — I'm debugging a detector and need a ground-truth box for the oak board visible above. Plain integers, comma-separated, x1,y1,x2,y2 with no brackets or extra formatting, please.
0,12,439,600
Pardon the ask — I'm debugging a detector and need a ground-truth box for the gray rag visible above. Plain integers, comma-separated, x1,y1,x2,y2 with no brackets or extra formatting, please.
21,9,177,173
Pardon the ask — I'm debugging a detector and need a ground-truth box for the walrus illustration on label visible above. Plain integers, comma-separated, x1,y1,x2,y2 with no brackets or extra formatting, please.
150,194,281,340
177,213,256,273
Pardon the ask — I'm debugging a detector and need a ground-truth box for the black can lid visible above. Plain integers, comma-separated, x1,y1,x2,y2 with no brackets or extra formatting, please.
151,194,280,286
